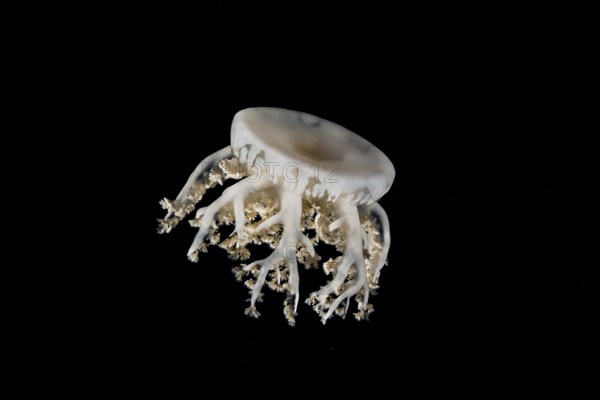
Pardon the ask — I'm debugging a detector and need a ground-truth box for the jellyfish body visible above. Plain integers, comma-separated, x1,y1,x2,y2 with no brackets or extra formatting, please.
159,107,394,325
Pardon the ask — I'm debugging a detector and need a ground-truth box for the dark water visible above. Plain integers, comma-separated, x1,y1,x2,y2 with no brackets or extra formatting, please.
0,1,594,394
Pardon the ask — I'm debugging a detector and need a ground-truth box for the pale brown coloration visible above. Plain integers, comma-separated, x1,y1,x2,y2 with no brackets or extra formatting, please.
159,108,393,325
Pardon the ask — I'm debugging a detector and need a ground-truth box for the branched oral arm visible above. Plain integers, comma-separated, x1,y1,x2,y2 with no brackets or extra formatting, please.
158,146,234,233
322,254,366,323
174,146,233,206
162,158,389,323
278,190,314,312
187,176,269,258
311,200,369,323
245,189,314,316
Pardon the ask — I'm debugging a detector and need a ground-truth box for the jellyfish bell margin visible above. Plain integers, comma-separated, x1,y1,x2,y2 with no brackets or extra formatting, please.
158,107,394,325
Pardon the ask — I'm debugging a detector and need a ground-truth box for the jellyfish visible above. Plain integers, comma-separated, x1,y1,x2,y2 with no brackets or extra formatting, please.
158,107,394,325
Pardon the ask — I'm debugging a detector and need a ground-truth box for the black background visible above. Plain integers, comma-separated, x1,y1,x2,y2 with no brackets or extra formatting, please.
0,1,595,394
